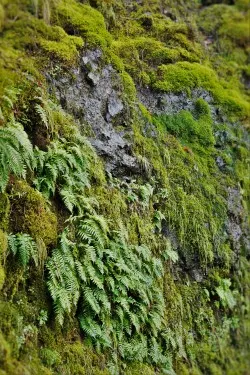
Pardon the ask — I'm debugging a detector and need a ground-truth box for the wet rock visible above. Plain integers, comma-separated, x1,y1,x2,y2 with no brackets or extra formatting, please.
107,95,124,118
227,187,242,218
87,72,100,86
190,268,204,282
216,156,225,169
47,49,139,176
138,87,214,116
226,220,242,252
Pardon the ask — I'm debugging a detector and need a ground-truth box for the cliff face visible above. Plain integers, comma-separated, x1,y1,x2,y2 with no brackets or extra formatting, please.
0,1,249,374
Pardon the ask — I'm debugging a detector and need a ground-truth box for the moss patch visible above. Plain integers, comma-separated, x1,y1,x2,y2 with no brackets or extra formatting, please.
9,180,57,247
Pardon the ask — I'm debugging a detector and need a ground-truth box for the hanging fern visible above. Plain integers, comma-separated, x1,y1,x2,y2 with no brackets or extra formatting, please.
8,233,38,268
0,123,34,192
34,138,90,215
46,214,170,369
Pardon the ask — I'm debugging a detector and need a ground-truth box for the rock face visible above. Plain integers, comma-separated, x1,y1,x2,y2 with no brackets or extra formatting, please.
47,48,247,268
47,49,139,176
138,87,215,116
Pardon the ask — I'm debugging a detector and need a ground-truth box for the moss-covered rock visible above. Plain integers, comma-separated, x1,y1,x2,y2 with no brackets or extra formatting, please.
0,194,10,231
9,180,57,247
0,230,7,258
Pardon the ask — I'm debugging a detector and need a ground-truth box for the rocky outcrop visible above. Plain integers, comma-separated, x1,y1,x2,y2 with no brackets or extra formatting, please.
47,49,139,176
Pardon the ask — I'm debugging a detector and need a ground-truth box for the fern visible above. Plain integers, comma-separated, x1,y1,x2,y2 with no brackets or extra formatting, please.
0,123,34,192
8,233,38,268
34,139,90,216
46,215,169,370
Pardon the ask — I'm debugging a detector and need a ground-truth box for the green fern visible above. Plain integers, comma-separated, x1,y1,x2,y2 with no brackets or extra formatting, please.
34,139,90,216
8,233,38,268
46,215,168,368
0,123,34,192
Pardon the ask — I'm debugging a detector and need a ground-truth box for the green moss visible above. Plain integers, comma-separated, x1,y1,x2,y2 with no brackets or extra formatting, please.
40,348,61,368
153,62,249,119
10,180,57,247
57,342,109,375
0,194,10,231
56,0,112,48
39,33,83,63
194,98,210,117
153,110,215,147
0,265,5,290
0,4,5,32
0,230,7,259
124,363,155,375
199,5,249,48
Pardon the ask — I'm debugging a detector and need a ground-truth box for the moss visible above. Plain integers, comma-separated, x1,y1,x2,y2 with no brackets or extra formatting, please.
39,33,83,63
124,363,155,375
40,348,61,368
0,4,5,32
0,265,5,290
194,98,210,117
0,230,8,259
9,180,57,247
57,341,109,375
0,194,10,231
153,62,250,119
56,0,112,49
120,71,137,103
153,110,215,147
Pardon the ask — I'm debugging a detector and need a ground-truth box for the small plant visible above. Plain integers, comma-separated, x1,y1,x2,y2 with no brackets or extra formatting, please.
34,137,90,215
8,233,38,268
37,309,48,326
0,123,34,192
215,278,236,309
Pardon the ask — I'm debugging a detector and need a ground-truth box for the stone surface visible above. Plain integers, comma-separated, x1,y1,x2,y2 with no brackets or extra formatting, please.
47,49,139,176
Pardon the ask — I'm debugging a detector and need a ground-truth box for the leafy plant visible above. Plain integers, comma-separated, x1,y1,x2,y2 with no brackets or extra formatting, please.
37,309,48,326
8,233,38,268
47,214,171,370
215,278,237,309
34,138,90,215
0,123,34,192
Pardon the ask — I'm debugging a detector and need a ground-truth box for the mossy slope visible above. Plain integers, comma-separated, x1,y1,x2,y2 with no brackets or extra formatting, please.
0,0,249,374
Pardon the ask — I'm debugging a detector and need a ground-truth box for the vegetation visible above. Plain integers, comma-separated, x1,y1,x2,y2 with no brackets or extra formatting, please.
0,0,249,374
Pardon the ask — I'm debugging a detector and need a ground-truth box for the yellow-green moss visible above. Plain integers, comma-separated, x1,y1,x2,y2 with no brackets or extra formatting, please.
39,33,83,63
0,4,5,32
0,265,5,290
124,363,155,375
10,180,57,247
0,229,7,259
0,194,10,231
153,62,249,119
56,0,112,48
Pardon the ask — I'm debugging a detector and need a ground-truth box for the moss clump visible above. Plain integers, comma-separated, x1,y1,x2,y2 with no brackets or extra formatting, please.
153,110,215,147
124,363,155,375
199,4,249,48
3,15,83,64
9,180,57,247
0,194,10,231
153,62,249,119
0,266,5,290
56,0,112,48
0,4,5,32
0,230,8,258
39,32,83,63
57,342,109,375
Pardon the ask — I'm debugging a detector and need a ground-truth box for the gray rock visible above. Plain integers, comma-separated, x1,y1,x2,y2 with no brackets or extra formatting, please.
227,187,242,218
47,49,139,176
107,95,124,118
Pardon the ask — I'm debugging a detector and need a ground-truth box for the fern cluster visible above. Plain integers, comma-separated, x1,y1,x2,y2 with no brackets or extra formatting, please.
0,123,34,192
47,214,174,371
34,138,90,214
8,233,38,268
